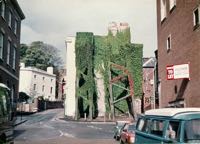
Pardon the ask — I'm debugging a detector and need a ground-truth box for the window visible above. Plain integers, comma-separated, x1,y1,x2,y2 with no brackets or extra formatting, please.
167,121,180,140
193,7,200,28
0,0,5,18
0,32,3,59
8,11,12,27
160,0,167,22
34,75,36,78
33,84,36,90
12,47,16,69
167,35,171,51
11,85,15,106
43,77,45,80
50,87,53,94
150,120,164,137
169,0,176,11
14,19,18,35
137,118,151,133
7,41,11,65
184,119,200,143
42,85,45,92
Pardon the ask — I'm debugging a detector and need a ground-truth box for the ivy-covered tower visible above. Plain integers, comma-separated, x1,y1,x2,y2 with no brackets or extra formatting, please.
65,22,143,120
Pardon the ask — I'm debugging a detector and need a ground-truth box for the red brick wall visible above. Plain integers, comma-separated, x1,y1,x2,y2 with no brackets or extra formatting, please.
157,0,200,107
143,68,154,110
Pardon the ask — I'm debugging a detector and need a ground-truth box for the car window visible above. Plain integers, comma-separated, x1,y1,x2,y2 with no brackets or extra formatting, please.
137,118,150,133
166,121,180,140
149,119,164,137
123,123,129,130
184,119,200,143
128,124,136,131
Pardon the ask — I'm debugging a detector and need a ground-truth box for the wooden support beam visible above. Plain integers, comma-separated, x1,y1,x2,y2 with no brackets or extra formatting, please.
113,94,131,104
112,83,131,92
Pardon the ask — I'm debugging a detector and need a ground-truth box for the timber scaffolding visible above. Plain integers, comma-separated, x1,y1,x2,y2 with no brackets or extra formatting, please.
109,62,137,121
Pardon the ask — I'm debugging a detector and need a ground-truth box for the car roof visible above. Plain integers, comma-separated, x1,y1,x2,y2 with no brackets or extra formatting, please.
0,83,10,90
145,108,200,118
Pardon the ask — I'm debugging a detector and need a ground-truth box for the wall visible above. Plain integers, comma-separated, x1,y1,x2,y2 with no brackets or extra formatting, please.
65,37,76,117
157,0,200,107
19,67,56,101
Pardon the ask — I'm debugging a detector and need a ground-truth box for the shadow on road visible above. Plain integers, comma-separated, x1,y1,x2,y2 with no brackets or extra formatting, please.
13,130,26,139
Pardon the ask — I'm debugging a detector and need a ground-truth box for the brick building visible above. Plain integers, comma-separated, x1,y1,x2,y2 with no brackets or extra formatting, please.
142,57,156,111
157,0,200,107
0,0,25,110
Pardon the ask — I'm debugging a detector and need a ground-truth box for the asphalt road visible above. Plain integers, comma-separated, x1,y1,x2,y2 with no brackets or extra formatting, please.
14,109,118,144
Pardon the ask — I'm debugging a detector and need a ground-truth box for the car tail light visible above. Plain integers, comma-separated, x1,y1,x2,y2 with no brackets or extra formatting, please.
128,133,135,144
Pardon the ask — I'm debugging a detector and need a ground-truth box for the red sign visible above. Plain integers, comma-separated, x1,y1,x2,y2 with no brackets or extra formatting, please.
166,63,190,80
166,65,174,80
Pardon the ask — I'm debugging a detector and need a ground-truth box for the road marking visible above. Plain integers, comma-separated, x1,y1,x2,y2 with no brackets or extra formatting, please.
43,124,55,129
59,130,75,138
59,130,64,137
87,125,102,130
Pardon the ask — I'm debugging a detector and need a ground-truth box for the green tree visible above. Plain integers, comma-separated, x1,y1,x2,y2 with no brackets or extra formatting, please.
20,44,28,60
20,41,63,70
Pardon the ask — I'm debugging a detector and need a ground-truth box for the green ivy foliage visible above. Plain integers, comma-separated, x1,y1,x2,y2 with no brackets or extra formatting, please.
75,28,143,117
75,32,95,119
126,44,143,97
94,29,143,114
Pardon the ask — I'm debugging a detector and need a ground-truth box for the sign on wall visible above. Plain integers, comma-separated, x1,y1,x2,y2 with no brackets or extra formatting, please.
166,63,190,80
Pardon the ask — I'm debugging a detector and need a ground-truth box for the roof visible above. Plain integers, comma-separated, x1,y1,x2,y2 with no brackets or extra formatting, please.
145,108,200,117
11,0,25,20
143,57,156,68
20,67,56,77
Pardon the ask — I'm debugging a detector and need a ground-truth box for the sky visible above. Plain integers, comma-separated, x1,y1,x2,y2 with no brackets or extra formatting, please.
17,0,157,64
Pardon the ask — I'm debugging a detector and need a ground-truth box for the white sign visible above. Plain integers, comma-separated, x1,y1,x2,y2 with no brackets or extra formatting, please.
166,63,190,80
174,64,189,79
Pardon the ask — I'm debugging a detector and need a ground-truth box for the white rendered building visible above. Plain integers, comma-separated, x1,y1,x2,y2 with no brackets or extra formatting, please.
65,37,76,117
19,63,56,101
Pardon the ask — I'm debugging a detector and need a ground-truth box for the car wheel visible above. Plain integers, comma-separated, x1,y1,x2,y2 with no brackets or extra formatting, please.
113,135,116,139
120,139,124,144
116,136,120,141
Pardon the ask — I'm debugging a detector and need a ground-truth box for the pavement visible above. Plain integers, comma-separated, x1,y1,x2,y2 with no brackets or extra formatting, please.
14,109,134,126
14,116,28,127
15,136,118,144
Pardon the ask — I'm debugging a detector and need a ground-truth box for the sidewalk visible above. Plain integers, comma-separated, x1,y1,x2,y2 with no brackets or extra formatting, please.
61,115,134,125
14,116,28,126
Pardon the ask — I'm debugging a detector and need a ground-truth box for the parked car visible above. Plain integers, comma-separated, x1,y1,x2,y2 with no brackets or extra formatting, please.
120,123,136,144
113,121,129,141
134,108,200,143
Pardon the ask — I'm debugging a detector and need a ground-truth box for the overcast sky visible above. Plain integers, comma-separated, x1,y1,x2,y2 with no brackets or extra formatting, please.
17,0,157,63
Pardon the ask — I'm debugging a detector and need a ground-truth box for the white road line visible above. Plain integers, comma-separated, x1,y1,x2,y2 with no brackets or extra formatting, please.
43,124,55,129
87,125,102,130
59,130,75,138
59,130,64,137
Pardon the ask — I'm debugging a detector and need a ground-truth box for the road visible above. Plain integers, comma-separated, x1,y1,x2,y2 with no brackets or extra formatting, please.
14,109,118,144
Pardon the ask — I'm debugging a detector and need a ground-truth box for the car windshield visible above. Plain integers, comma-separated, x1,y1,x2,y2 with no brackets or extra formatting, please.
185,119,200,140
116,121,128,128
128,124,136,131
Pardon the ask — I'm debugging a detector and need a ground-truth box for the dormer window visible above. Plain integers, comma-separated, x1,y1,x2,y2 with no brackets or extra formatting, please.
169,0,176,12
160,0,167,22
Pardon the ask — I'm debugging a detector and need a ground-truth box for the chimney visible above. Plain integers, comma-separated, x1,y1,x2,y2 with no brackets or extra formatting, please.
20,63,25,68
47,67,53,74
